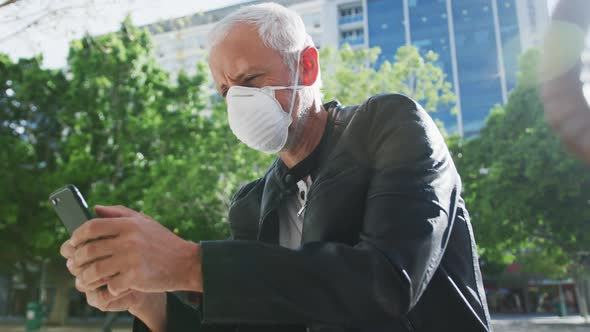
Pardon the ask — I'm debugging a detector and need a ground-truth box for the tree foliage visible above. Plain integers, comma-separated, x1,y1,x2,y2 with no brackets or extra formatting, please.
0,53,68,271
0,19,272,304
454,49,590,279
320,44,456,114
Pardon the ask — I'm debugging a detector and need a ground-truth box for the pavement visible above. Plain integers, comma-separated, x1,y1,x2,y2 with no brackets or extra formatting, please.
0,315,588,331
492,315,590,332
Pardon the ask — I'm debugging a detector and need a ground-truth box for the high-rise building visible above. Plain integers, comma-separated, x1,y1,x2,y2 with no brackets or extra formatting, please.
359,0,548,136
144,0,322,79
144,0,549,136
320,0,367,49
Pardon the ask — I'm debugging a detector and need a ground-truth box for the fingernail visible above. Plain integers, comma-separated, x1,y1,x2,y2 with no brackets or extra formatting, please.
66,259,73,268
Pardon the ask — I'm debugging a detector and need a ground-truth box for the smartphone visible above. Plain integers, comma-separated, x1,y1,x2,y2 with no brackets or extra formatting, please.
49,184,92,234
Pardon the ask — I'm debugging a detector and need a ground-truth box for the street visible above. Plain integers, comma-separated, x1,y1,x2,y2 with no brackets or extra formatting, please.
0,315,588,332
492,315,590,332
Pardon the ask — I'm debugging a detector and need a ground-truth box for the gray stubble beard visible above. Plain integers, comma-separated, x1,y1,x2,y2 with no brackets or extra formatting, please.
283,87,316,152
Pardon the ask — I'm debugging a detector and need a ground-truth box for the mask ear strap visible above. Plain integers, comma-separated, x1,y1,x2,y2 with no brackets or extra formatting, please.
287,51,302,116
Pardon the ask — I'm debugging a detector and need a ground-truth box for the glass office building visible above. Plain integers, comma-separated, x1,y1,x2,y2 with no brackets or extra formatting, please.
366,0,535,136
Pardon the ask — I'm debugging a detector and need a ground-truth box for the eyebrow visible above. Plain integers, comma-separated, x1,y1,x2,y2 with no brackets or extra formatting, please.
229,71,253,83
218,71,264,95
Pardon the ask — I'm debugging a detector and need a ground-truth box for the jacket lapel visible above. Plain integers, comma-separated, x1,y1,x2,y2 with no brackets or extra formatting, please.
255,101,354,245
258,163,287,243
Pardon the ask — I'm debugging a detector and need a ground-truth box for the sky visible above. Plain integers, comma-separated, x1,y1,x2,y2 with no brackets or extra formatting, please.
0,0,562,69
0,0,250,68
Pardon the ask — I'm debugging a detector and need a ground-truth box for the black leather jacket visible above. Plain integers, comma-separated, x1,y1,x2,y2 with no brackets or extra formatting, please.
134,94,491,332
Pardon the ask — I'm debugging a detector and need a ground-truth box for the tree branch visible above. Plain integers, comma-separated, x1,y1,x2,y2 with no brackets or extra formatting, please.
0,1,125,43
0,0,18,9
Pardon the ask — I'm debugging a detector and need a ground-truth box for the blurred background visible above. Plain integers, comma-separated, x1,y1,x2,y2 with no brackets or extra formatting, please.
0,0,589,331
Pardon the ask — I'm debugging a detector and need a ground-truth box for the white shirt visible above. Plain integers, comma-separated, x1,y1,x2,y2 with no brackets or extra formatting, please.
278,177,312,249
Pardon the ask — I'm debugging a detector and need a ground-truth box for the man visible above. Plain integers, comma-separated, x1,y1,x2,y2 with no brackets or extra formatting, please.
60,3,491,331
541,0,590,165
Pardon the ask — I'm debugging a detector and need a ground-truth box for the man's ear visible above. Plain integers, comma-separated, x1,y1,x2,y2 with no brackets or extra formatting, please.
300,46,319,86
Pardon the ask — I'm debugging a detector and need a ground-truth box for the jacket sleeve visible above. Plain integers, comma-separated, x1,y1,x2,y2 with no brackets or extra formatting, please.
132,292,234,332
199,94,459,327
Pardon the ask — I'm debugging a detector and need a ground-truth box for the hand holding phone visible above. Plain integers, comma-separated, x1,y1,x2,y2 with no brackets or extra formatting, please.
51,184,113,292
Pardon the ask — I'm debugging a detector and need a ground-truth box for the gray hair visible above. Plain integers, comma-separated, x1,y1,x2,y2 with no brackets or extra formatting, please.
208,2,322,92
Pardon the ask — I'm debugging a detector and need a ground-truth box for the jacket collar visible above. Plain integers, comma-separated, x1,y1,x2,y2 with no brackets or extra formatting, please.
273,100,341,188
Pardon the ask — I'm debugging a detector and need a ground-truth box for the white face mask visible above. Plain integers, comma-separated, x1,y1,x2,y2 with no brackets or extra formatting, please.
225,52,302,154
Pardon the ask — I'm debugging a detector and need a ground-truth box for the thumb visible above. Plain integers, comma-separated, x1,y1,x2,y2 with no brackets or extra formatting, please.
94,205,139,218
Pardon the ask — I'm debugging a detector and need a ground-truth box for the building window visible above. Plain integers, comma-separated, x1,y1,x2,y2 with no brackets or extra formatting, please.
413,39,432,48
340,27,364,46
339,7,361,17
455,33,466,47
338,4,363,25
340,29,363,39
475,31,490,44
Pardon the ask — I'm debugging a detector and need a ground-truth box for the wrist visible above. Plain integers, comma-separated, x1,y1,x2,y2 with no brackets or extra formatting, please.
130,292,167,332
181,241,203,292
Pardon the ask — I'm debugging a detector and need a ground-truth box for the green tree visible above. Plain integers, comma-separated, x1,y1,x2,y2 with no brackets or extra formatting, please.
140,70,273,239
0,54,69,304
455,49,590,279
320,44,456,115
0,18,273,322
61,19,272,241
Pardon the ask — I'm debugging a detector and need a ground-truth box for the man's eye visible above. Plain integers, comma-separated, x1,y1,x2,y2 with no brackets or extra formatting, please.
245,75,260,83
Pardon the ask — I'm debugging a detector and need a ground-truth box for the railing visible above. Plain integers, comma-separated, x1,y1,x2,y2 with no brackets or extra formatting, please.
339,36,365,47
338,15,363,25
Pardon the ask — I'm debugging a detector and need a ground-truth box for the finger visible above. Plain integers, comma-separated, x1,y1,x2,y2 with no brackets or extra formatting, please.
86,288,131,311
77,256,121,290
95,205,140,218
76,276,109,292
67,258,84,277
107,272,134,296
102,290,135,311
60,240,75,259
87,288,131,307
85,290,100,308
70,218,127,247
75,277,93,292
72,236,119,268
102,288,133,301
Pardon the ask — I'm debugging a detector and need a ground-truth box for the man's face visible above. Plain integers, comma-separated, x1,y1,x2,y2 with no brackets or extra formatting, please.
208,23,298,118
